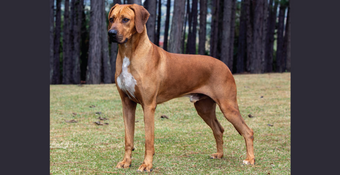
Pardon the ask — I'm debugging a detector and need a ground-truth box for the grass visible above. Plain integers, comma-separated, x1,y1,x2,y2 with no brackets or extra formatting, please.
50,73,291,174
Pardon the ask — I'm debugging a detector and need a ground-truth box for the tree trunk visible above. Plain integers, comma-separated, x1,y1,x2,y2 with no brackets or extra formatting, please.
127,0,141,5
71,0,82,84
216,0,224,60
187,0,198,54
110,0,121,83
198,0,207,55
264,0,278,72
169,0,186,53
63,0,72,84
250,0,264,73
155,0,161,46
163,0,171,51
102,0,112,83
80,0,88,82
50,0,54,83
285,4,291,72
53,0,62,84
146,0,156,44
183,0,190,54
229,0,236,71
220,0,235,71
245,0,253,72
87,0,102,84
276,2,287,72
236,0,247,73
209,0,220,58
260,0,268,72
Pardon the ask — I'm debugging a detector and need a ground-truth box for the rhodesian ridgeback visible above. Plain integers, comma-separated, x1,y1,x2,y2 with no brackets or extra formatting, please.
108,4,255,172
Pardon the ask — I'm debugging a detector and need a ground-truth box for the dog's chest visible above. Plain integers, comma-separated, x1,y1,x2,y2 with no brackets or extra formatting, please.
117,57,137,99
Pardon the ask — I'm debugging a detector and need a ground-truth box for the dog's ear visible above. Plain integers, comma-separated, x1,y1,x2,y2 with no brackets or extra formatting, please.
129,4,150,33
108,3,119,30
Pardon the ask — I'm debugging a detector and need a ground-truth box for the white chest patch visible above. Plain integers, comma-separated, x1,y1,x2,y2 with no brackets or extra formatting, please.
117,57,137,99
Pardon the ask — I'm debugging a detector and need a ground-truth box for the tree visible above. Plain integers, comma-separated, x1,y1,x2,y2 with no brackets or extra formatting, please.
110,0,121,83
250,0,265,73
198,0,207,55
87,0,102,84
52,0,62,84
285,3,291,72
163,0,171,51
245,0,253,72
169,0,186,53
155,0,162,46
220,0,236,71
186,0,198,54
236,0,247,73
276,0,287,72
102,0,112,83
71,0,82,84
80,0,89,82
210,0,220,58
50,0,54,83
145,0,157,44
63,0,73,84
264,0,279,72
127,0,141,5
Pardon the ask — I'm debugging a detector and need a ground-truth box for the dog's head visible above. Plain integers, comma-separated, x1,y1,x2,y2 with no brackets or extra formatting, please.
108,4,150,44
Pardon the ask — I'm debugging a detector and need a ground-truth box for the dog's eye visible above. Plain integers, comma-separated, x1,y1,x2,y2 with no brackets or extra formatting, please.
122,18,130,23
109,18,114,23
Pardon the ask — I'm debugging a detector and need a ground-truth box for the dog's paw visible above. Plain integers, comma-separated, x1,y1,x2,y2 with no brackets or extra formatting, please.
243,158,255,165
137,163,152,172
116,159,131,169
209,153,223,159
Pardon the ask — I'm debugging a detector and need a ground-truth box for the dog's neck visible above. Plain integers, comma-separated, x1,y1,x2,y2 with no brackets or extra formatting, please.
117,26,152,59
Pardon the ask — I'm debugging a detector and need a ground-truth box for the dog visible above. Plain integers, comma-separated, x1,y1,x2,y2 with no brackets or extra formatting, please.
108,4,255,172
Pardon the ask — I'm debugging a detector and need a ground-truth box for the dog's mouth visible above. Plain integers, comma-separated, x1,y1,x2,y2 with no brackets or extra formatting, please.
110,35,128,44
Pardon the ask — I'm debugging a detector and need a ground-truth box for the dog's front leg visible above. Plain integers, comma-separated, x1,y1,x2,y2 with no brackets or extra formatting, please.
137,104,156,172
116,96,137,169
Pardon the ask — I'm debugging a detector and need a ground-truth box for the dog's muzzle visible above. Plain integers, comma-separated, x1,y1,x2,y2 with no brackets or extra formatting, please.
108,29,118,43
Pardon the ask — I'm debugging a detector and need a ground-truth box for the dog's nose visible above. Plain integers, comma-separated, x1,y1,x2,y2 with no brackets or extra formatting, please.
108,29,117,37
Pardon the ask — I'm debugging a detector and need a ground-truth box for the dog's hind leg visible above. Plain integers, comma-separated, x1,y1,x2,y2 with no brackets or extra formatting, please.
217,98,255,165
194,96,225,159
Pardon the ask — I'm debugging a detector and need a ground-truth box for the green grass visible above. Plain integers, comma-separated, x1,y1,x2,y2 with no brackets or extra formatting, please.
50,73,291,174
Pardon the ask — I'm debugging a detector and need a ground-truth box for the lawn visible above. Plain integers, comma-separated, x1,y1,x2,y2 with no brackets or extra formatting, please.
50,73,291,174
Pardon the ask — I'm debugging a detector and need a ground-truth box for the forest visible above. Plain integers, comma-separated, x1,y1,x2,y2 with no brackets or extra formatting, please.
50,0,290,84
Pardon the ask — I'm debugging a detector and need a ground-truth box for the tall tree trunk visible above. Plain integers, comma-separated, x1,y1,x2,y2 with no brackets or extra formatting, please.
229,0,236,71
210,0,220,58
127,0,141,5
236,0,247,73
216,0,224,60
87,0,102,84
198,0,207,55
163,0,171,50
220,0,235,71
260,0,268,72
250,0,264,73
155,0,161,46
72,0,82,84
245,0,253,72
187,0,198,54
169,0,186,53
285,3,291,72
146,0,157,44
50,0,54,83
276,2,287,72
102,0,112,83
184,0,190,54
264,0,278,72
80,0,88,82
63,0,72,84
110,0,121,83
53,0,62,84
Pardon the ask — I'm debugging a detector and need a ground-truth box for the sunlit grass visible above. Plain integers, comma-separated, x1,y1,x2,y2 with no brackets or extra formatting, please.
50,72,290,174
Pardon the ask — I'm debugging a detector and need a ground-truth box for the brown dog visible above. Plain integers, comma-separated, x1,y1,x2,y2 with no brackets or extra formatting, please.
108,4,255,172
